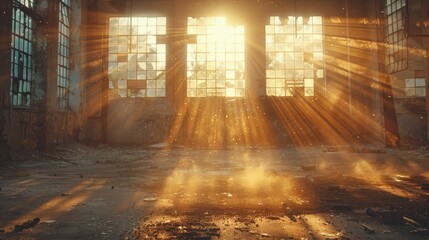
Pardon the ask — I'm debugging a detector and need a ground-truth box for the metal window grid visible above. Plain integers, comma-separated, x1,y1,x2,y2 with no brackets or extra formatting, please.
57,0,71,110
10,6,33,107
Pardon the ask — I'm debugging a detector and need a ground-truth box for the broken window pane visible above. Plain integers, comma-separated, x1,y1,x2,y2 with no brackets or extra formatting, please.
265,16,324,97
10,7,33,107
108,17,167,98
385,0,407,73
186,17,245,98
57,0,71,110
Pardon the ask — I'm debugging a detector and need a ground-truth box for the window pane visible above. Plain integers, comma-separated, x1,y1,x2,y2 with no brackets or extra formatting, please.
265,16,324,97
57,0,71,110
10,8,33,107
186,17,245,97
385,0,407,73
108,17,167,98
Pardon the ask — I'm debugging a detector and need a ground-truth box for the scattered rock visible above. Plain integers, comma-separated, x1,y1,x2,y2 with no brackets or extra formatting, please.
234,227,249,232
143,197,158,202
14,217,40,232
361,223,375,234
410,228,429,235
285,207,297,222
61,193,70,196
403,216,422,227
222,192,233,197
366,208,381,217
42,220,56,224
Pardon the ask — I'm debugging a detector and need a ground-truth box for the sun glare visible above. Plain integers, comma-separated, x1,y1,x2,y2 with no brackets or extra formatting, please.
187,17,245,97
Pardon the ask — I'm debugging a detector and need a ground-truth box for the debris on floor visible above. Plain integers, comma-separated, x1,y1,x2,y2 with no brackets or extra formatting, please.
14,217,40,232
1,145,429,239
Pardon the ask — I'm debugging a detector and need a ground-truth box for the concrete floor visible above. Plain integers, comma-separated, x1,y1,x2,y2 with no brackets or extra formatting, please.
1,143,429,240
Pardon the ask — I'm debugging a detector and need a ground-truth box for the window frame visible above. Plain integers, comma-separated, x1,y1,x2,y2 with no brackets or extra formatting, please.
57,0,72,110
107,16,167,99
265,16,325,97
186,16,246,98
10,0,35,107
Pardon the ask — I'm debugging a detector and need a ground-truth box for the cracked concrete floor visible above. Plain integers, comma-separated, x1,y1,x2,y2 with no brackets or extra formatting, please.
1,144,429,240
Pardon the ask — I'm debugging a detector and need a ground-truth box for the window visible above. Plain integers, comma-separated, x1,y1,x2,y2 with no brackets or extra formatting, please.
385,0,407,73
58,0,71,110
108,17,167,98
16,0,33,8
187,17,245,97
266,16,324,97
405,78,426,97
10,0,34,106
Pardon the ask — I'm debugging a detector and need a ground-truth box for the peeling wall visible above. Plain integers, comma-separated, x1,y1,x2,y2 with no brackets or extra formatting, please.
8,109,45,152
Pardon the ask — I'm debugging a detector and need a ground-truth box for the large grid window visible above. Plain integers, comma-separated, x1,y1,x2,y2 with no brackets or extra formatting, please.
10,0,34,107
266,16,324,97
385,0,407,73
108,17,167,98
187,17,245,97
58,0,71,110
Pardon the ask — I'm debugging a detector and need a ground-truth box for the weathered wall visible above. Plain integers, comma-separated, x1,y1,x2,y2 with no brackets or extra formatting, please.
70,0,83,113
79,0,386,148
394,98,427,147
79,0,104,145
0,0,82,161
389,26,429,148
107,99,175,144
0,0,12,161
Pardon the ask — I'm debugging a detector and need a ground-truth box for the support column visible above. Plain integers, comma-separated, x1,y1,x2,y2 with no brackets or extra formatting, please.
0,0,13,161
81,1,104,144
43,0,60,150
0,0,12,107
245,11,266,97
168,0,187,144
171,1,187,107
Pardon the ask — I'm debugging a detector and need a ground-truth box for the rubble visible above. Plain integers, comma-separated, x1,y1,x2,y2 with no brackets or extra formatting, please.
360,223,375,234
14,217,40,232
143,196,158,202
1,145,429,239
